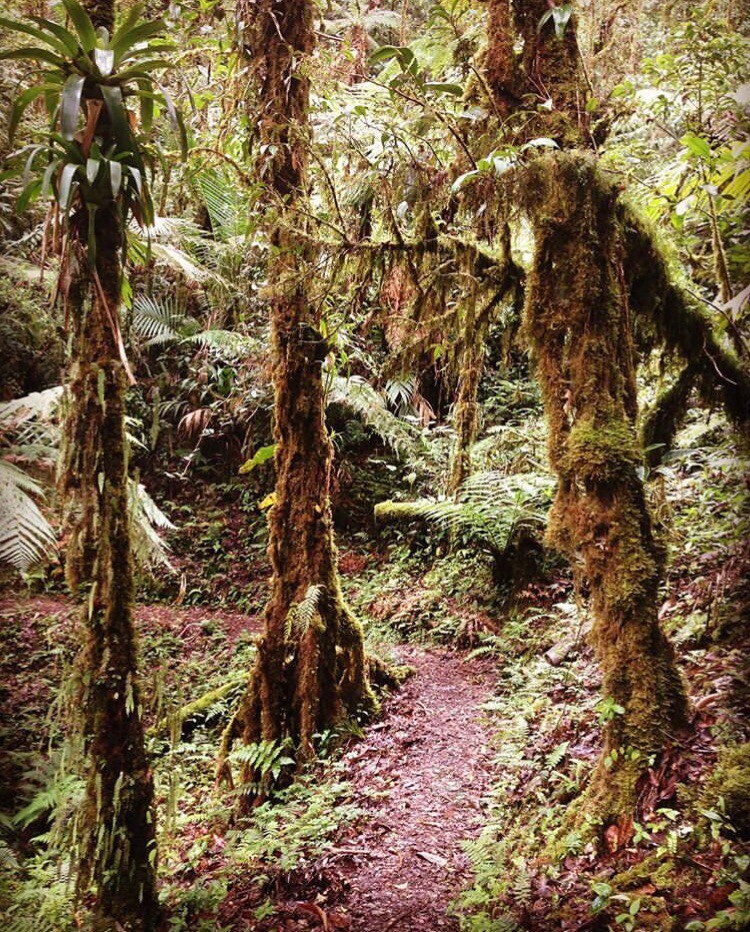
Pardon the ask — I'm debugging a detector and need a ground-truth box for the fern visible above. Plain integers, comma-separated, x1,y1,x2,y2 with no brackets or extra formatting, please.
0,390,174,575
329,375,422,459
130,482,175,571
285,584,324,639
230,739,296,798
0,461,56,571
375,471,552,555
0,387,63,429
184,328,261,358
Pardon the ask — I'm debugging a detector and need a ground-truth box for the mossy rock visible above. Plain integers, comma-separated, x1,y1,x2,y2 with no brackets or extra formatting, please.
703,742,750,837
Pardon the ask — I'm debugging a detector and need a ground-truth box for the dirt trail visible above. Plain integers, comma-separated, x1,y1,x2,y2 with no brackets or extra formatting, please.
332,644,497,931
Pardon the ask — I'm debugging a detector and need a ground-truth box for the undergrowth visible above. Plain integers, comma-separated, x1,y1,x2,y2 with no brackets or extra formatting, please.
454,412,750,931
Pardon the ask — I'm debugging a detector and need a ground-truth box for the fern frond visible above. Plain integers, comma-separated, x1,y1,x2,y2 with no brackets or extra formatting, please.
0,387,63,430
184,328,261,358
149,242,211,282
375,471,552,554
286,584,324,638
329,376,421,459
0,460,56,571
130,482,175,572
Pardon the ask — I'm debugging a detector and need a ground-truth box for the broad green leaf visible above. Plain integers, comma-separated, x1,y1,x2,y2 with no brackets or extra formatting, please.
114,59,173,82
60,73,86,140
8,84,51,143
17,177,43,212
369,45,401,64
112,20,165,63
111,2,145,48
28,16,80,55
239,445,276,474
41,159,60,196
681,133,712,160
61,0,98,52
0,47,65,67
139,85,154,132
49,133,84,161
58,161,79,208
0,15,71,55
100,85,139,164
424,82,463,96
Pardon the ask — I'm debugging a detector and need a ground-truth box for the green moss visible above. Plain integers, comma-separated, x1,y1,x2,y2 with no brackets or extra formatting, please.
611,853,679,893
703,743,750,837
522,152,689,822
565,417,642,484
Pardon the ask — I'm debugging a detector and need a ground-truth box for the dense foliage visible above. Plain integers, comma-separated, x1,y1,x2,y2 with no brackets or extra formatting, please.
0,1,748,930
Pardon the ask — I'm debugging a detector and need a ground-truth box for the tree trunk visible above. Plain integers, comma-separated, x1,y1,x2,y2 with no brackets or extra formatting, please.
58,1,160,926
221,0,376,795
61,210,159,932
447,334,484,496
522,153,689,821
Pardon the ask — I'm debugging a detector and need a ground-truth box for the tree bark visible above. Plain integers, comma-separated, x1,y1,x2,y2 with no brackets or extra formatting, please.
221,0,376,796
58,1,160,926
521,153,689,821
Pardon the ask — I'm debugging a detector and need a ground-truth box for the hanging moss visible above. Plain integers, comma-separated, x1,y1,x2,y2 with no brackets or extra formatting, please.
640,364,698,468
521,151,689,825
622,207,750,434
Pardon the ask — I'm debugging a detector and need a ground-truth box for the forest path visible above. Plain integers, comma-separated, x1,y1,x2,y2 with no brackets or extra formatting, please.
330,643,497,931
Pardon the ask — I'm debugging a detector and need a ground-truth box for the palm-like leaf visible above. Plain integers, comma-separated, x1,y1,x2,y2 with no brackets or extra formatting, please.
131,294,194,345
0,460,57,571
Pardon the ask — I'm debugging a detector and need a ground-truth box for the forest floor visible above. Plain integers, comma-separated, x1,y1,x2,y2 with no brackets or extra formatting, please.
2,417,749,931
329,645,496,930
0,592,498,931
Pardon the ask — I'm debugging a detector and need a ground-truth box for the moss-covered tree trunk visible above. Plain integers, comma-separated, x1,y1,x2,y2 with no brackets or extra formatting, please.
447,332,484,496
482,3,690,823
221,0,376,790
58,1,159,928
522,153,689,820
